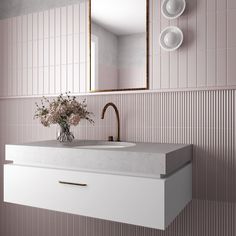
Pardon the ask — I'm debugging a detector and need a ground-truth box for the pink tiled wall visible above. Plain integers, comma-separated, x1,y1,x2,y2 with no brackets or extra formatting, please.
1,0,236,97
151,0,236,90
0,0,236,236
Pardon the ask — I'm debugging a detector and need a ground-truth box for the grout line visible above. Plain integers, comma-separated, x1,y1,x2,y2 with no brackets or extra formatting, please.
1,87,236,100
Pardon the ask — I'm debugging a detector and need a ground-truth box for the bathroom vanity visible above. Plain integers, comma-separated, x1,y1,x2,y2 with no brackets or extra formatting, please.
4,140,192,230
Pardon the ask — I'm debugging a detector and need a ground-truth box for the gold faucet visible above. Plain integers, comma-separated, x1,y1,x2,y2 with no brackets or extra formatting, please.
101,102,120,142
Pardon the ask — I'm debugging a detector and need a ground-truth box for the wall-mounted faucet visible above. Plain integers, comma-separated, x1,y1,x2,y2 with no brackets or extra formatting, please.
101,102,120,142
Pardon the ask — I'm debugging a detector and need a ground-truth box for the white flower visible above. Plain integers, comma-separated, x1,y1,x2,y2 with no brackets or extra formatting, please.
56,104,67,116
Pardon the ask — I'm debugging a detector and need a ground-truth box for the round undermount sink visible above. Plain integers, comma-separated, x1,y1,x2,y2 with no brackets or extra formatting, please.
75,141,136,149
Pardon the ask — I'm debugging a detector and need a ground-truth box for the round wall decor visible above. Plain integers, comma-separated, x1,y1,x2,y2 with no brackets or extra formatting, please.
159,26,183,51
161,0,186,19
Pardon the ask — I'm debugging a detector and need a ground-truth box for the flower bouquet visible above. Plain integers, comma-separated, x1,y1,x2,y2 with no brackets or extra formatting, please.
34,93,94,142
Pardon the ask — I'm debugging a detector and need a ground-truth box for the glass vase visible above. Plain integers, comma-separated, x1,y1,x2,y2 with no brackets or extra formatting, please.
57,123,74,143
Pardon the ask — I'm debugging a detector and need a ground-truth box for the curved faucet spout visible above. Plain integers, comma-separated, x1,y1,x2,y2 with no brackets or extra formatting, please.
101,102,120,142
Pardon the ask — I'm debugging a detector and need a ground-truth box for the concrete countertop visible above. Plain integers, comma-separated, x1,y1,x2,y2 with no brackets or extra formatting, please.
5,140,192,178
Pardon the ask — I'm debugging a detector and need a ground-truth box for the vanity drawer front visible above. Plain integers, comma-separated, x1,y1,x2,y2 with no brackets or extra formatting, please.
4,164,192,229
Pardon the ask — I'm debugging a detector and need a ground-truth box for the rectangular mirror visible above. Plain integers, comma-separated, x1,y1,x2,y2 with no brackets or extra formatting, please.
89,0,149,92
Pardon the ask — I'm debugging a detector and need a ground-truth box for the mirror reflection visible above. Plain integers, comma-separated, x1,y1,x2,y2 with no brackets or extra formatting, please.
90,0,148,92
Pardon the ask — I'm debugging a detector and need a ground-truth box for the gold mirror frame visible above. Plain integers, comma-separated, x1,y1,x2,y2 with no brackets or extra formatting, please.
89,0,149,93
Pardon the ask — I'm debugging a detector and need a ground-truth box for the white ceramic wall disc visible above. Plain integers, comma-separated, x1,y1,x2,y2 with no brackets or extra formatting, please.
161,0,186,19
159,26,183,51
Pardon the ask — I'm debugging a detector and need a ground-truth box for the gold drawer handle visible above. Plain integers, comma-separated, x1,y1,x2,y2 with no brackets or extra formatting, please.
59,181,87,187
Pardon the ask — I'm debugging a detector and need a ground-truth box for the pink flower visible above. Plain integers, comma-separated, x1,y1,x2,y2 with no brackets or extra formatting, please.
47,113,60,124
68,114,81,126
34,94,94,127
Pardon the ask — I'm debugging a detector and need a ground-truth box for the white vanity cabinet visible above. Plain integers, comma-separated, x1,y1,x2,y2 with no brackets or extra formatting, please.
4,141,192,230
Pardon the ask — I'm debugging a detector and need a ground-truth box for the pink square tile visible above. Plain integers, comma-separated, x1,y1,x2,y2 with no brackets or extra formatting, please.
55,8,61,37
12,17,17,43
22,42,27,68
79,33,86,63
197,51,206,87
61,65,67,92
73,4,80,34
67,6,73,35
38,12,44,40
43,67,49,94
217,11,227,49
216,49,227,86
50,66,56,94
32,68,38,95
73,63,80,93
227,47,236,86
217,0,227,10
38,67,44,95
170,51,178,88
33,40,38,67
28,41,33,68
44,10,49,38
160,51,170,89
43,39,49,66
55,66,60,93
27,14,33,41
17,42,23,68
67,35,73,64
228,0,236,9
22,15,27,42
79,62,86,93
206,50,216,87
73,34,80,63
227,10,236,48
49,9,55,38
55,37,61,66
196,10,206,52
17,70,22,96
179,47,188,88
49,38,55,66
16,16,22,42
27,68,33,95
61,35,67,65
33,13,38,40
80,2,87,33
12,69,17,96
67,64,73,93
38,40,44,67
207,0,216,12
207,12,216,50
22,69,28,95
61,7,67,36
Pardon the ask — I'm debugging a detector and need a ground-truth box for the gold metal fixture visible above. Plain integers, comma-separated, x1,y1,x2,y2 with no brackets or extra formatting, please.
59,181,87,187
89,0,149,92
101,103,121,142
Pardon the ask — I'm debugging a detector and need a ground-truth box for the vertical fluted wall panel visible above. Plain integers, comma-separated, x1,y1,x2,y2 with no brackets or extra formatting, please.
0,89,235,235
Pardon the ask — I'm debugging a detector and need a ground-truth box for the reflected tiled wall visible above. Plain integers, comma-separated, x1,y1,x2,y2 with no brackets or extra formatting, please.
0,1,89,97
1,0,236,97
1,0,236,235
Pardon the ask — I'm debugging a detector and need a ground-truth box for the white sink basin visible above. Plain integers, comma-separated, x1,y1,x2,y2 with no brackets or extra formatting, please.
75,141,136,149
